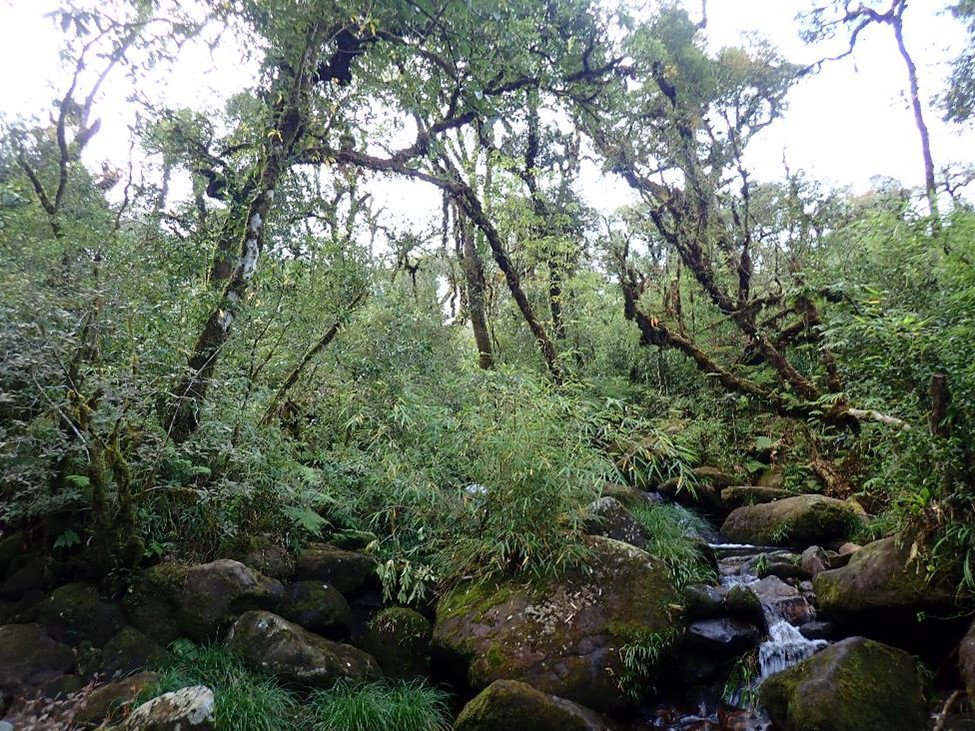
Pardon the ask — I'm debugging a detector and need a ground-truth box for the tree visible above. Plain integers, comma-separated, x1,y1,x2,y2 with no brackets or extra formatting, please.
588,8,909,430
803,0,940,221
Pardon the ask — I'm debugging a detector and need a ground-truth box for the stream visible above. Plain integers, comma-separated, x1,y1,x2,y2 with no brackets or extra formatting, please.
638,519,836,729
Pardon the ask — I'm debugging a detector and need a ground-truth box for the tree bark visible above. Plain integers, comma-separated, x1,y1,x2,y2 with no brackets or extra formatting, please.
891,10,939,223
457,210,493,369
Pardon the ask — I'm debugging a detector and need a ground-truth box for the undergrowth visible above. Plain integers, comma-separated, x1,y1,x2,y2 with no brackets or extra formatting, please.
143,641,452,731
628,501,717,589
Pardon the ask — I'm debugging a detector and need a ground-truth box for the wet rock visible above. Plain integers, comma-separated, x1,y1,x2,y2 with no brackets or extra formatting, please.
800,546,829,576
720,495,863,548
721,486,796,510
686,618,761,653
125,560,284,644
454,679,610,731
759,636,927,731
0,624,74,698
583,496,649,549
74,671,160,726
747,576,815,626
278,580,352,637
34,583,126,647
360,607,432,679
726,584,765,626
684,584,727,620
99,627,170,678
798,621,837,641
433,536,683,712
226,610,380,687
294,545,377,595
750,553,809,582
124,685,215,730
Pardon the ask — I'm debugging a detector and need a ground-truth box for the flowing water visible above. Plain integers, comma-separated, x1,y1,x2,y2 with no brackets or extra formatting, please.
712,543,828,679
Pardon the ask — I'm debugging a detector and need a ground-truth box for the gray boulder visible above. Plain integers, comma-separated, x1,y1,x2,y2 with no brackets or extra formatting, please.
226,610,380,687
582,496,649,549
720,495,863,548
124,685,215,730
294,545,377,595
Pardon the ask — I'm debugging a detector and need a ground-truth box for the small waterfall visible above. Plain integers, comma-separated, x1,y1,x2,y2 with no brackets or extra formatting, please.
711,542,829,679
758,617,827,678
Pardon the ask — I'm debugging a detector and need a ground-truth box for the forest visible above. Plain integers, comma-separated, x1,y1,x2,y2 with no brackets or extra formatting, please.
1,0,974,729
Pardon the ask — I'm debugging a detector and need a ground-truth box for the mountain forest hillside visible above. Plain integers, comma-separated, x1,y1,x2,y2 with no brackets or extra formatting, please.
1,1,975,729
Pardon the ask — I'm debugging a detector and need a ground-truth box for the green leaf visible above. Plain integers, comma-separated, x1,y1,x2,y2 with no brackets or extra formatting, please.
54,529,80,550
283,506,328,536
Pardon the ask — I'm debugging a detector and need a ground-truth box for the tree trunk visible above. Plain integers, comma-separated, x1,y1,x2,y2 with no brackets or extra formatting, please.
458,211,493,369
169,25,325,442
892,12,939,223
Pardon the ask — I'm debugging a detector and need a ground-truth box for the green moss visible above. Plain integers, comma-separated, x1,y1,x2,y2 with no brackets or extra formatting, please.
437,581,519,623
759,637,927,731
485,643,504,669
454,680,602,731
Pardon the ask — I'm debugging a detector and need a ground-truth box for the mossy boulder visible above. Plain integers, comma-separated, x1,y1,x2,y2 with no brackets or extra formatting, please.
278,580,353,637
432,536,683,713
226,610,380,688
232,537,296,581
124,560,284,644
360,607,432,679
74,671,160,726
758,636,927,731
99,627,170,678
720,486,796,510
0,623,75,698
720,495,863,548
454,680,610,731
34,582,126,647
599,482,650,510
294,544,377,595
582,496,649,550
813,535,962,649
814,535,956,618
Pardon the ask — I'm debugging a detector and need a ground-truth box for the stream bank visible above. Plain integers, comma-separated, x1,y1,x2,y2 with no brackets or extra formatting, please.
0,474,973,729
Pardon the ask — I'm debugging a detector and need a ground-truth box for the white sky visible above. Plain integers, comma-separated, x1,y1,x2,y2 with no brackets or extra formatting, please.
1,0,973,226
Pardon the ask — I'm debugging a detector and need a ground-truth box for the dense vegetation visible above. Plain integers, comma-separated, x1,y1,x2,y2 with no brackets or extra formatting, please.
1,0,975,728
